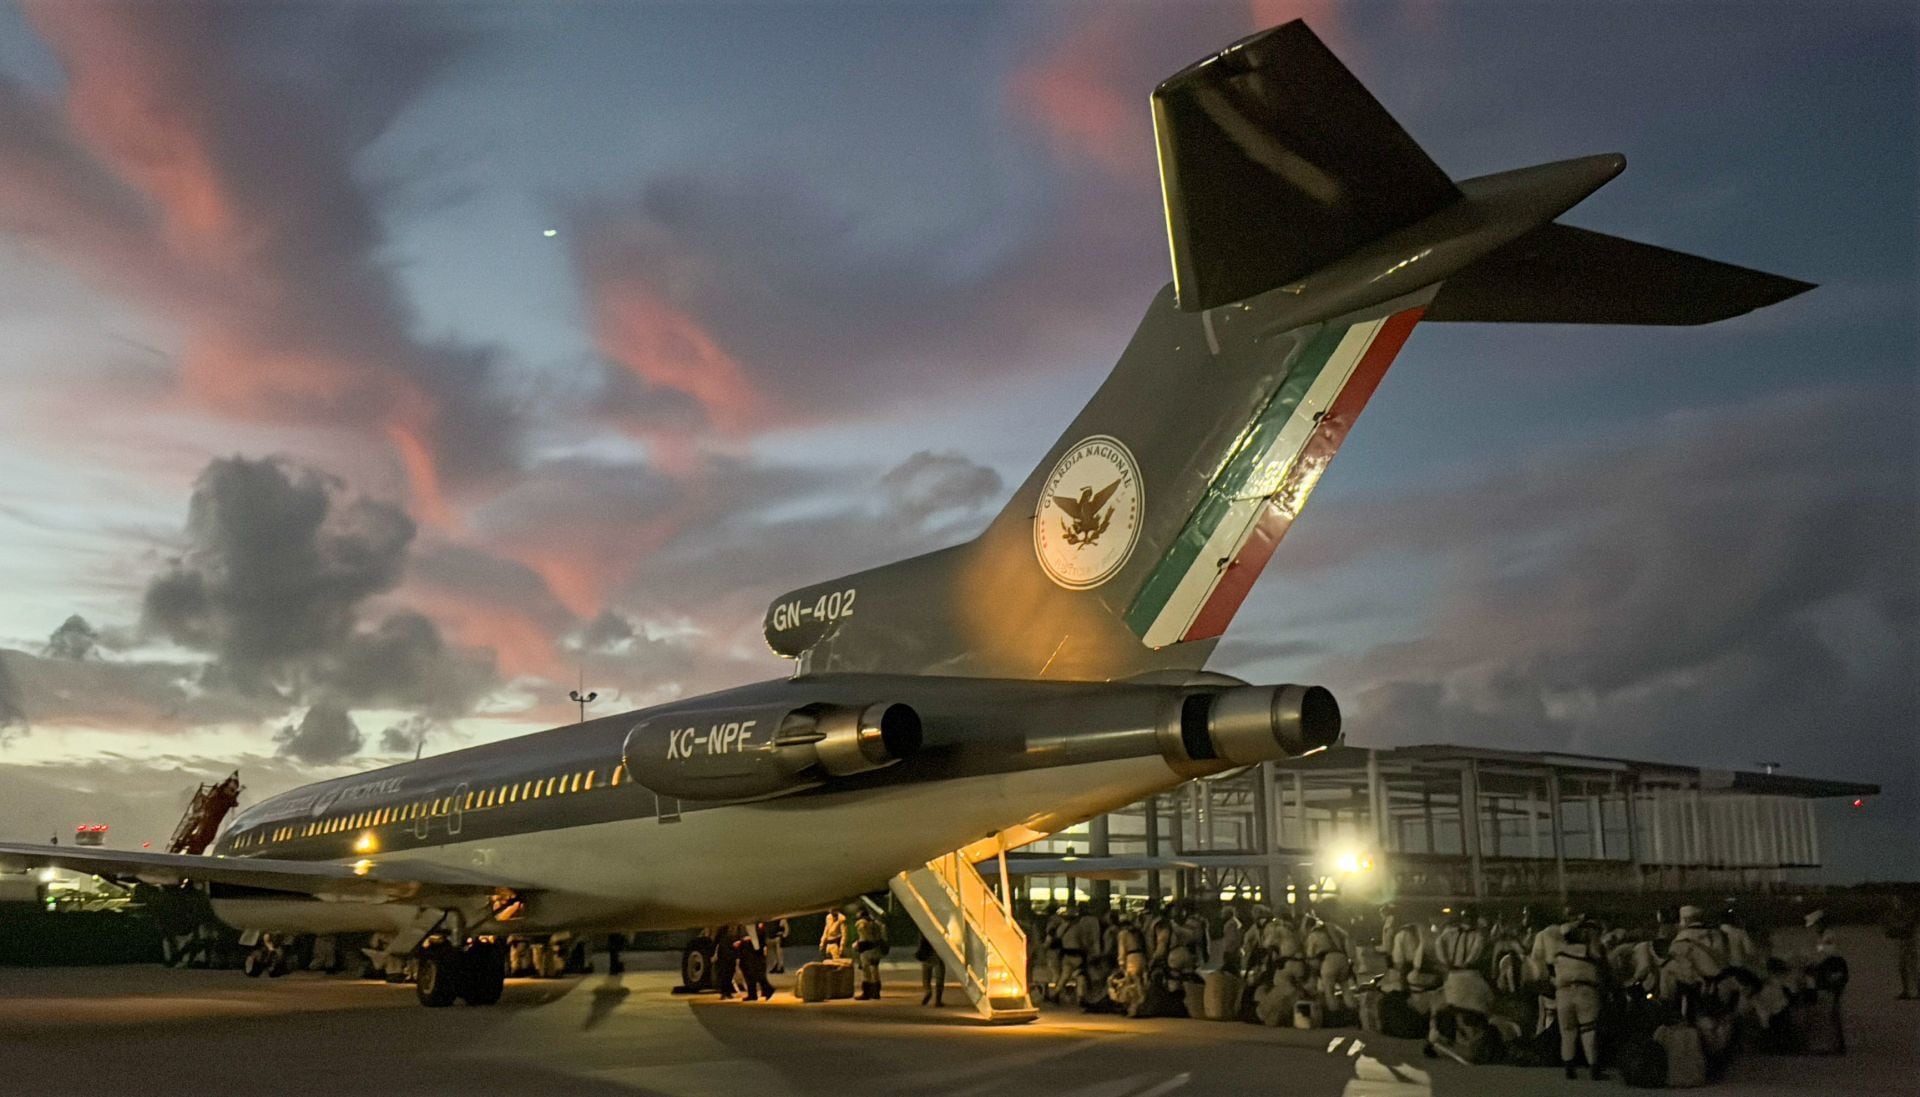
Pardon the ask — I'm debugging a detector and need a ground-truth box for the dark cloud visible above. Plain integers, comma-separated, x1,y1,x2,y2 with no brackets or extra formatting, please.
274,703,362,766
43,615,101,661
142,457,413,685
1285,384,1917,875
0,647,279,733
378,715,433,758
879,452,1003,528
321,612,494,718
577,609,634,653
141,456,495,714
0,653,25,734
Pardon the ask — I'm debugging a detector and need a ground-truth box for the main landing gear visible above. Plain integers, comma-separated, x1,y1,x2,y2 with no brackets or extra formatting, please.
414,937,506,1008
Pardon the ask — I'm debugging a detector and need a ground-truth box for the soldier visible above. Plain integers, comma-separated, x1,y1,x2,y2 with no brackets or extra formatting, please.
854,908,888,999
1554,920,1606,1081
767,917,791,974
1219,906,1246,971
1383,904,1426,976
1058,904,1104,999
1426,907,1494,1062
915,931,946,1006
820,908,847,961
1671,904,1728,1012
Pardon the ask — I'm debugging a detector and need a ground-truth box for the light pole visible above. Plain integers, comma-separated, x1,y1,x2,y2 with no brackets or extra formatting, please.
569,688,597,724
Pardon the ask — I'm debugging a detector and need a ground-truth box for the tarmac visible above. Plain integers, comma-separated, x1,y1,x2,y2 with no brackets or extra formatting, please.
1,927,1913,1096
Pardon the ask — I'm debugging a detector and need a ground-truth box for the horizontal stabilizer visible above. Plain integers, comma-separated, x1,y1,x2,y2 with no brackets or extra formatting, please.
1426,223,1815,325
1153,20,1459,311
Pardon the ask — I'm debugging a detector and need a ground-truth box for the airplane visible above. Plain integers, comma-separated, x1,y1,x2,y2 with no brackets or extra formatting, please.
0,21,1809,1014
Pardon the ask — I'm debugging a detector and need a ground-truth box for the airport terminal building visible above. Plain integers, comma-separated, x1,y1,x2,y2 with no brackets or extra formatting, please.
1011,744,1878,909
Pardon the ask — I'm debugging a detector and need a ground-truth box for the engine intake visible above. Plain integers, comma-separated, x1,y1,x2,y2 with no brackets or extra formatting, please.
1168,684,1341,766
622,701,921,803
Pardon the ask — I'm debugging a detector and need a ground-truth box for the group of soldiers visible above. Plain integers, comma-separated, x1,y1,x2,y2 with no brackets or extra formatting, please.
1029,901,1220,1015
1366,900,1862,1083
817,907,892,999
1028,896,1881,1086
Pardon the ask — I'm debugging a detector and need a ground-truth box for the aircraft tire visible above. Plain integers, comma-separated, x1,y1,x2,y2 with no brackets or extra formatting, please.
241,947,267,978
681,936,713,991
458,941,506,1006
415,946,460,1007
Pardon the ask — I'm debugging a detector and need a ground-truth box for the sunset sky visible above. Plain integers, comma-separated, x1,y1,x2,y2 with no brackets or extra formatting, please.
0,1,1912,879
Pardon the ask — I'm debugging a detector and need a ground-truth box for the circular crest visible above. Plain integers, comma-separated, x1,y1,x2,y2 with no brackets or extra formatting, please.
1034,435,1143,590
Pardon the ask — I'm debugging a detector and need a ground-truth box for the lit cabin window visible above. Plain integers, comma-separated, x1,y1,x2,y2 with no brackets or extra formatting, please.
584,770,596,791
543,777,555,797
521,781,534,800
612,765,624,787
571,772,583,793
463,792,474,811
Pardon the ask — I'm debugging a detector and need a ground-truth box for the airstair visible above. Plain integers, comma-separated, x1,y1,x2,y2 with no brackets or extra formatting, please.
889,842,1038,1023
168,771,242,854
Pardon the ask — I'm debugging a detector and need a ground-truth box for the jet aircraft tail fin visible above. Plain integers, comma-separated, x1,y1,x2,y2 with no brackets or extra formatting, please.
760,20,1811,683
1152,20,1460,312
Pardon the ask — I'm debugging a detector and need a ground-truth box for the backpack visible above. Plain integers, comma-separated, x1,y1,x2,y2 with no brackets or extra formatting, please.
1620,1037,1669,1089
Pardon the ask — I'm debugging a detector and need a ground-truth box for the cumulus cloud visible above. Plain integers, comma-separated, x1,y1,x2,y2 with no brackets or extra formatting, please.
274,703,362,766
141,455,494,714
43,615,102,661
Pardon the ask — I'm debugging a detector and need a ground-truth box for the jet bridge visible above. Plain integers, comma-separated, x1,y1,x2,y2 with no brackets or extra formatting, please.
890,839,1038,1024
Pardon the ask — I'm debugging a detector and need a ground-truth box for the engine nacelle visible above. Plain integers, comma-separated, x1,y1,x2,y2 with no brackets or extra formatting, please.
1161,684,1341,767
622,701,921,803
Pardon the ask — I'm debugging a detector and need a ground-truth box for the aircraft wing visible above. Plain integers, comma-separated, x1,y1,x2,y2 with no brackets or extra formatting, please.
0,841,520,903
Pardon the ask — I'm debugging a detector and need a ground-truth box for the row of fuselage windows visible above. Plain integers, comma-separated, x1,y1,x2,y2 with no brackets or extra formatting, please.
228,763,634,851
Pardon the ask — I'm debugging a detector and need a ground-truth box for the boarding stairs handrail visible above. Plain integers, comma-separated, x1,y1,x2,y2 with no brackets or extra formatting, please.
889,848,1037,1023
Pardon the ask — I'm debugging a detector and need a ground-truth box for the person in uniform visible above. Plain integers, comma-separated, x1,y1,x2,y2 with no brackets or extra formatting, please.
915,931,946,1006
1219,906,1245,971
767,917,790,974
853,909,888,999
737,923,775,1002
1426,907,1495,1063
1554,921,1606,1080
1304,911,1353,1014
1384,904,1426,977
1672,905,1728,976
1884,894,1920,1000
1110,913,1149,1015
820,908,847,961
1057,904,1102,998
712,924,740,1000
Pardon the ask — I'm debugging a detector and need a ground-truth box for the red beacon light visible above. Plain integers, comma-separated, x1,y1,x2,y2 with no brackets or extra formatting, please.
1851,798,1865,809
73,823,109,847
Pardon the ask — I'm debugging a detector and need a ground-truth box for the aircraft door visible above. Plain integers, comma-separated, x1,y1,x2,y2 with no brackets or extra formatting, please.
450,782,468,836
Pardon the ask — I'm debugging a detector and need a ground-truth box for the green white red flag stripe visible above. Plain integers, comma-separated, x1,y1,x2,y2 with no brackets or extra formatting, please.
1127,306,1424,648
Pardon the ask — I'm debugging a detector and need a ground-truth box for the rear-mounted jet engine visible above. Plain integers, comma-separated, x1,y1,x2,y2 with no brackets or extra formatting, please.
621,701,922,802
